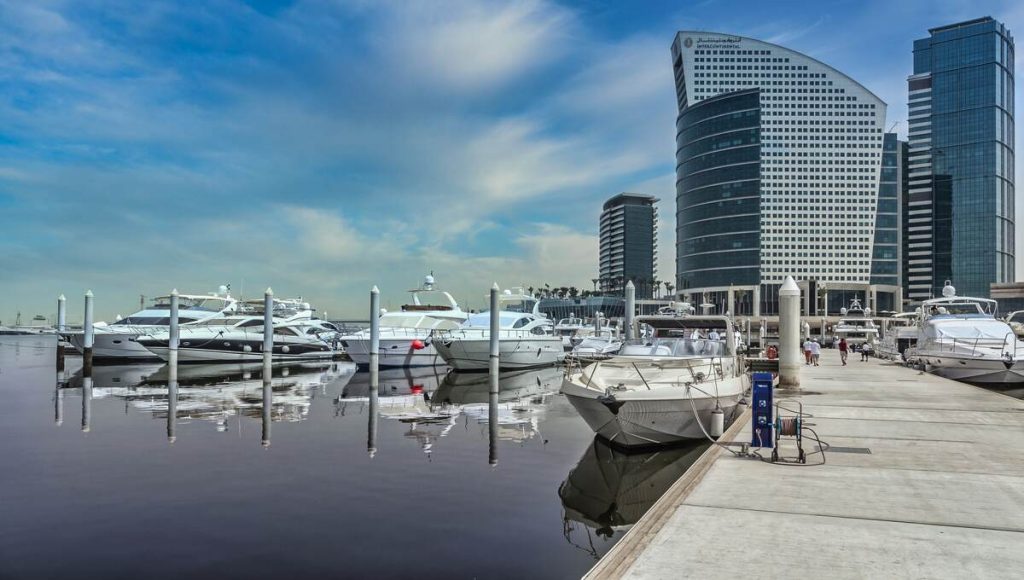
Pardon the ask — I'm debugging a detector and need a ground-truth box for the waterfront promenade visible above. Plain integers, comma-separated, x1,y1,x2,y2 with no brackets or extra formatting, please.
587,355,1024,579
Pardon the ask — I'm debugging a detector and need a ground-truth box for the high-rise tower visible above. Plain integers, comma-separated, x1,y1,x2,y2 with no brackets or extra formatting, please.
906,17,1015,300
672,32,892,315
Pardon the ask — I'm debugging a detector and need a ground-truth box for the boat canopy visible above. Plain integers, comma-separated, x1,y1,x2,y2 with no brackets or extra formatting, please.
923,319,1013,340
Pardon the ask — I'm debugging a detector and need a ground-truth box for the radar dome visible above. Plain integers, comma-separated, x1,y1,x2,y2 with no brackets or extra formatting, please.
424,274,435,287
942,281,956,298
503,289,512,296
301,302,311,310
840,307,848,315
218,285,228,295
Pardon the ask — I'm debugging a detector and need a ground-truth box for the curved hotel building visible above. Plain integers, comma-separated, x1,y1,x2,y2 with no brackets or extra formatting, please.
672,32,900,316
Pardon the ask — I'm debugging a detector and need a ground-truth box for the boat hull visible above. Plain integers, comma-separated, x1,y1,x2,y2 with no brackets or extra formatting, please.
561,380,744,447
919,354,1024,384
434,337,563,370
344,337,446,367
67,332,161,361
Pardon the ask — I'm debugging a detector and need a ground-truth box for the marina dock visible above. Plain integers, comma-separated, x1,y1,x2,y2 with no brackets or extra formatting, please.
587,356,1024,579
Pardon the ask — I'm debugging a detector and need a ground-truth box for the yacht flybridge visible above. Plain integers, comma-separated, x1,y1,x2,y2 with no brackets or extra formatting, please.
561,312,746,448
905,282,1024,385
66,289,238,361
832,298,880,346
342,275,468,367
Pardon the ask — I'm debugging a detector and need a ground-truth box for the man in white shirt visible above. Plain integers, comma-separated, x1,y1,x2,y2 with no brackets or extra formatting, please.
802,339,813,365
809,340,821,366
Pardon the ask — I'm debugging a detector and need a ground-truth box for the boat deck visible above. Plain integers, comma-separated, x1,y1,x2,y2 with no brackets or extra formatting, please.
586,355,1024,579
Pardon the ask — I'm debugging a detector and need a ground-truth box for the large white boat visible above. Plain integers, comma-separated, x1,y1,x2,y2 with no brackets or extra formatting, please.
554,314,588,350
0,313,57,335
137,316,337,362
433,289,564,370
66,290,238,361
832,298,880,346
1005,310,1024,340
342,275,467,368
905,282,1024,384
876,312,918,361
561,314,745,448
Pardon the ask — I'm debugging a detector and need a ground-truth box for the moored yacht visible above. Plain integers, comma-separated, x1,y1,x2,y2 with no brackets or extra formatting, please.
876,312,918,361
342,275,468,367
66,289,238,361
905,282,1024,384
137,316,336,362
561,313,745,448
832,297,880,346
554,314,587,349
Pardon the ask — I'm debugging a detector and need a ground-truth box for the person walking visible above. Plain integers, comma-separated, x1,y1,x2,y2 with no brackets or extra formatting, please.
861,342,872,361
809,339,821,366
838,338,848,365
802,339,813,365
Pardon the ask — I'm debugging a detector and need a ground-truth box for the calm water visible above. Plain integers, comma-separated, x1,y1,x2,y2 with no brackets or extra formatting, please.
0,337,707,579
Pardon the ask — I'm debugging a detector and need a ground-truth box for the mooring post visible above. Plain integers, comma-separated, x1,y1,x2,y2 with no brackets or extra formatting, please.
83,290,94,374
56,294,66,369
81,376,92,433
368,285,381,457
489,283,500,389
263,287,274,365
488,390,499,467
167,360,178,444
624,281,635,342
779,276,802,387
594,311,602,337
54,380,64,426
168,289,179,369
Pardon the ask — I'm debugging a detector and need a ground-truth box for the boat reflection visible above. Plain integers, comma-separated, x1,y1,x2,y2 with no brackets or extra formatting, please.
62,362,356,434
559,438,708,555
337,366,563,456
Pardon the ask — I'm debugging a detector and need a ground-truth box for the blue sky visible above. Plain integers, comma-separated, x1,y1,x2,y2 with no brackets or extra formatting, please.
1,0,1021,321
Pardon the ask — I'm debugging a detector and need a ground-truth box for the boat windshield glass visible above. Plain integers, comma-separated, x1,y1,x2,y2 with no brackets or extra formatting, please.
151,296,231,311
621,337,725,357
1009,312,1024,324
840,320,871,328
926,302,992,317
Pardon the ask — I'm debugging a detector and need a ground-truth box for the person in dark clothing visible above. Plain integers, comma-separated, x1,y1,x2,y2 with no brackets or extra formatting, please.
838,338,848,365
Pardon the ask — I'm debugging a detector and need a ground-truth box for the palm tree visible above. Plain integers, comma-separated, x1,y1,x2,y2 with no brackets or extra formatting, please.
569,286,579,299
665,282,675,298
591,278,599,292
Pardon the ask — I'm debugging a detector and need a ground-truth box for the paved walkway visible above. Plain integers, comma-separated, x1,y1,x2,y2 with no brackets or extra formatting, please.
587,354,1024,579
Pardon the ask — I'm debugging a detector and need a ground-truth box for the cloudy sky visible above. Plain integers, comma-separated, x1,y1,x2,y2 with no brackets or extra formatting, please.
1,0,1021,321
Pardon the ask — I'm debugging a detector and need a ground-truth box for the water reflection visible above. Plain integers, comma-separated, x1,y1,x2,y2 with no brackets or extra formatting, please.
559,438,708,555
61,362,356,436
337,366,564,457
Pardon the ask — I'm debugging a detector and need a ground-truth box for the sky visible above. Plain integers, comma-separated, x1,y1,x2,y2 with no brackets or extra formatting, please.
1,0,1022,322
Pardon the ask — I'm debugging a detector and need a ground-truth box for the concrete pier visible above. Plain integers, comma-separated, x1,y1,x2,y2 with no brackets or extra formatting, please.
587,357,1024,579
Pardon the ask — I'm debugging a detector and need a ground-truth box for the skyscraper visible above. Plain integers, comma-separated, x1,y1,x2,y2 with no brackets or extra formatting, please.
599,193,658,298
906,17,1015,301
671,32,893,316
871,132,907,312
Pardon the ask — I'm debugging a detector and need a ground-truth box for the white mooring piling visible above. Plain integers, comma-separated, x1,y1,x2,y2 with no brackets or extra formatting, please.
369,285,381,458
779,276,801,387
167,361,178,444
168,289,179,369
83,290,94,374
261,370,272,449
263,288,274,366
81,376,92,433
56,294,66,369
594,311,602,337
624,281,636,342
488,283,500,466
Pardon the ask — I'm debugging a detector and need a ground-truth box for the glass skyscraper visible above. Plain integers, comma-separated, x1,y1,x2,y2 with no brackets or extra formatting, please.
906,17,1015,301
599,193,659,298
671,31,893,316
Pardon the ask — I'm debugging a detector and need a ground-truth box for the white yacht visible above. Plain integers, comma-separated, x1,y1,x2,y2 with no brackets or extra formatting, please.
554,314,588,350
876,312,918,361
905,282,1024,384
434,311,563,370
561,313,745,448
66,290,238,361
433,288,563,370
1005,310,1024,340
137,316,336,362
342,275,468,367
832,298,880,346
566,329,622,363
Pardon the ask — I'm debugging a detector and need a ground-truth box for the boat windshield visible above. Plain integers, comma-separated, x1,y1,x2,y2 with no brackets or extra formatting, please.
926,302,992,317
621,337,726,357
380,313,461,330
111,316,199,326
839,320,872,328
465,312,536,329
151,296,232,311
1009,312,1024,324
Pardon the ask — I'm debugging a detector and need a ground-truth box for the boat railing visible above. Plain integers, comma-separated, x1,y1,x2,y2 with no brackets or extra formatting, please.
932,332,1024,359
